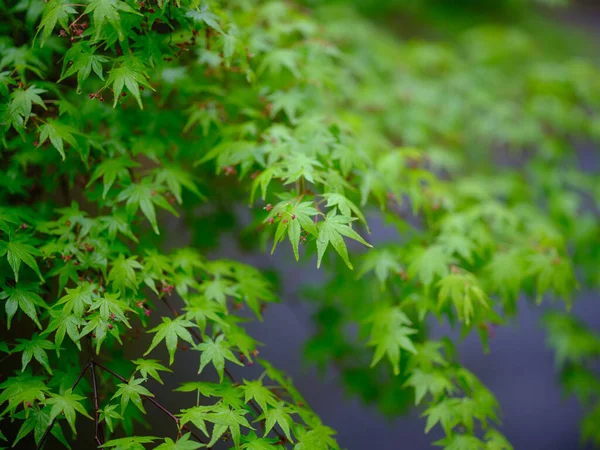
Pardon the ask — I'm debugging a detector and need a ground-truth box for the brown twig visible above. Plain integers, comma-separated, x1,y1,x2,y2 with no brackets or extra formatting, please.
90,362,104,446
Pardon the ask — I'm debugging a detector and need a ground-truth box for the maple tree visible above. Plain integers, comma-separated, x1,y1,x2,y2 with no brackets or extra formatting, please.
1,0,599,449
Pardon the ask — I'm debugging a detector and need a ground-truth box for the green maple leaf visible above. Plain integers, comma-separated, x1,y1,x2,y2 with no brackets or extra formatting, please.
258,402,295,442
241,431,279,450
322,193,369,232
357,247,402,289
184,295,228,333
37,118,78,160
89,291,132,326
242,379,278,413
196,335,243,382
366,306,418,375
112,378,154,414
104,60,154,109
179,406,211,437
269,201,319,261
37,0,77,46
437,271,489,325
108,254,143,292
259,49,300,78
433,434,485,450
484,429,513,450
12,406,69,448
85,0,141,41
116,180,177,234
87,156,139,199
408,245,454,286
0,282,47,329
8,86,47,128
55,283,95,317
423,398,459,434
44,310,85,354
59,43,109,91
144,317,196,365
0,370,49,415
46,389,92,434
186,5,223,34
99,404,122,433
205,403,253,447
0,238,44,283
404,369,455,405
14,334,54,374
155,433,204,450
293,424,339,450
155,166,204,204
132,358,172,384
102,436,159,450
316,211,372,270
268,89,304,124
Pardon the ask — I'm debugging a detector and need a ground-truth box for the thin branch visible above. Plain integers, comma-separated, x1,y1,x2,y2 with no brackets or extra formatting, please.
36,363,91,450
90,362,104,446
95,362,207,445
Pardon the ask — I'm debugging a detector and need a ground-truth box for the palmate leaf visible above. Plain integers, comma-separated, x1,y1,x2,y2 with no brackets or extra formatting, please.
186,5,223,34
102,436,159,450
37,0,77,46
132,358,172,384
13,334,54,375
59,43,109,90
195,335,243,382
44,310,85,354
437,271,489,325
85,0,142,41
155,433,204,450
241,431,279,450
366,306,418,375
104,59,154,109
87,156,139,199
408,245,455,287
404,369,455,405
12,406,70,448
257,402,295,442
179,406,211,437
0,282,47,329
0,238,44,283
144,317,196,365
0,370,49,415
242,379,278,413
116,180,178,234
37,118,79,160
46,389,92,434
112,378,154,414
204,403,253,447
316,211,372,270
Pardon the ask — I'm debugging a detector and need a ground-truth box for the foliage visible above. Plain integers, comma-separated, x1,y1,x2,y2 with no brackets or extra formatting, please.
0,0,599,449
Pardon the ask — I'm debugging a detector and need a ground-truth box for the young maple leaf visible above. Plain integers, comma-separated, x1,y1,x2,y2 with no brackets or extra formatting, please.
46,389,92,434
316,211,372,270
154,433,204,450
37,119,78,160
112,378,154,414
366,306,418,375
132,358,172,385
437,271,489,325
242,379,278,413
104,59,154,109
195,335,243,382
0,238,44,283
205,403,253,447
14,334,54,375
257,402,296,442
408,245,454,286
144,317,197,365
404,369,455,405
0,282,47,329
84,0,141,42
102,436,159,450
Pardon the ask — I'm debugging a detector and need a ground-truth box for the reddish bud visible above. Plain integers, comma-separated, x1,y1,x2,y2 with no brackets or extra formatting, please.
267,217,275,224
108,323,113,330
282,219,288,224
73,261,79,266
264,203,273,212
33,140,39,147
144,308,151,317
291,214,296,220
20,223,28,230
148,7,155,13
